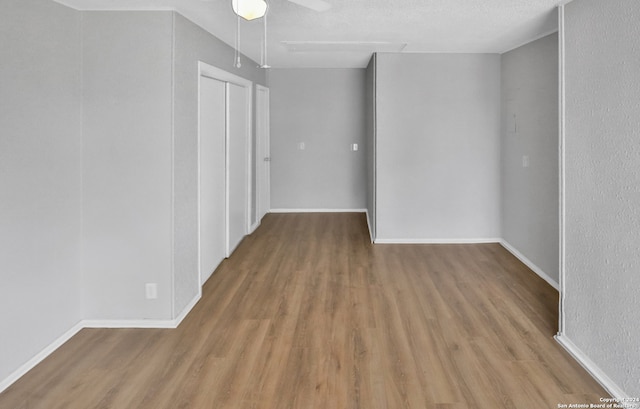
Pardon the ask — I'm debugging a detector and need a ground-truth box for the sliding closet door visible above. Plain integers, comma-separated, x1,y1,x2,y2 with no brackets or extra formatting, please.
226,82,248,254
199,77,227,285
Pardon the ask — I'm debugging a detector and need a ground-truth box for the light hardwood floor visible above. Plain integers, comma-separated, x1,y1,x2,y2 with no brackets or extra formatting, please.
0,213,607,408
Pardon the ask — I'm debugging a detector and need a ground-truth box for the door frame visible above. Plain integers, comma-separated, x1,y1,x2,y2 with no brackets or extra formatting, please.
197,61,253,288
557,4,566,337
255,84,270,227
197,75,226,286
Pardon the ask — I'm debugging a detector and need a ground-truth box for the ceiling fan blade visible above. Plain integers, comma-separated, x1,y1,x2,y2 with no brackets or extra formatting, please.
286,0,332,12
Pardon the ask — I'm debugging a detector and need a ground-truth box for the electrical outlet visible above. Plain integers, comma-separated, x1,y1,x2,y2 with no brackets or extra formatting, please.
351,143,358,151
145,283,158,299
298,142,305,150
522,155,530,168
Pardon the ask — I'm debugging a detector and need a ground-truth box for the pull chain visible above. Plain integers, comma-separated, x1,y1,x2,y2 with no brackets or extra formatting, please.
262,12,270,68
235,13,242,68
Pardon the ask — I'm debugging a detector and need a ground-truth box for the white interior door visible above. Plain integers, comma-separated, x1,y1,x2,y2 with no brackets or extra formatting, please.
199,76,227,285
256,85,270,222
226,82,248,255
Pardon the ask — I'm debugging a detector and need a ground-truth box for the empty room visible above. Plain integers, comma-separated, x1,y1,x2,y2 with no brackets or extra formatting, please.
1,0,638,407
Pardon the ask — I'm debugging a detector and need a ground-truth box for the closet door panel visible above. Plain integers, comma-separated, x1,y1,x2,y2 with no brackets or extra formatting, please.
227,82,248,254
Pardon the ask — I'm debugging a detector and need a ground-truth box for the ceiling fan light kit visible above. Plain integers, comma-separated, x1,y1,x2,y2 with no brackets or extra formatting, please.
231,0,268,21
230,0,333,69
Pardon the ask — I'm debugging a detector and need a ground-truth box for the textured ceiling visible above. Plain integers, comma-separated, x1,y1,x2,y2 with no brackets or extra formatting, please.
53,0,561,68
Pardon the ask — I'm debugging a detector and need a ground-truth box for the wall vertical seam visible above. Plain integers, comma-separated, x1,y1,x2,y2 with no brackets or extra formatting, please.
79,11,86,321
170,12,176,320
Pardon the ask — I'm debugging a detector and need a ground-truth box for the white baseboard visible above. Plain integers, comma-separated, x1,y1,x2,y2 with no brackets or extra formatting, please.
83,294,201,329
173,293,201,327
82,319,178,329
374,237,501,244
555,334,629,399
0,321,84,394
500,240,559,290
0,293,203,394
270,208,367,213
365,209,374,243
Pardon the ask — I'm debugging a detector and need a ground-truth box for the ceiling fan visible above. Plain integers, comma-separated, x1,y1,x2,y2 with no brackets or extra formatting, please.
226,0,330,68
230,0,331,21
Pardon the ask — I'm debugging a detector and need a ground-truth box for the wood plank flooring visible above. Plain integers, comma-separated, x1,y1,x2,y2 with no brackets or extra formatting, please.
0,213,607,408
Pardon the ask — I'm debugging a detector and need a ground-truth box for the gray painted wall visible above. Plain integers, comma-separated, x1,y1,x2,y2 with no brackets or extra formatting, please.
82,11,268,321
82,11,174,320
501,33,559,284
2,3,271,386
365,56,376,239
0,0,82,383
375,53,501,241
564,0,640,396
172,13,266,315
269,69,367,210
